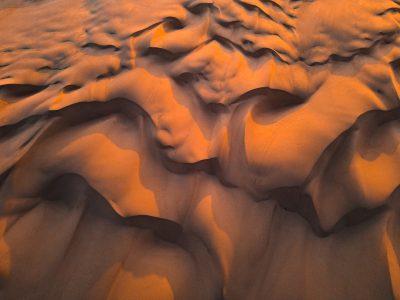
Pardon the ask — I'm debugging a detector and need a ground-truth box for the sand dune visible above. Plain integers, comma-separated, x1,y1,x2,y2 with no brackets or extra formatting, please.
0,0,400,299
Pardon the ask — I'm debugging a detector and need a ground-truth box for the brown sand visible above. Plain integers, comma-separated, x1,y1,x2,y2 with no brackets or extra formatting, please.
0,0,400,299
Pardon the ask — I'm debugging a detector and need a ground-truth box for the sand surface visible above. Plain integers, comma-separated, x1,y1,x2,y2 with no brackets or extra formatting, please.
0,0,400,299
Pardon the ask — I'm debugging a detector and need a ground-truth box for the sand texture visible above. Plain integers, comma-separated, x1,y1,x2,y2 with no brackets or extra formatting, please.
0,0,400,299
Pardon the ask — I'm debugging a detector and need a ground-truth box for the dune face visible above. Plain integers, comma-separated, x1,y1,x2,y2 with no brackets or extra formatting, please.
0,0,400,299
